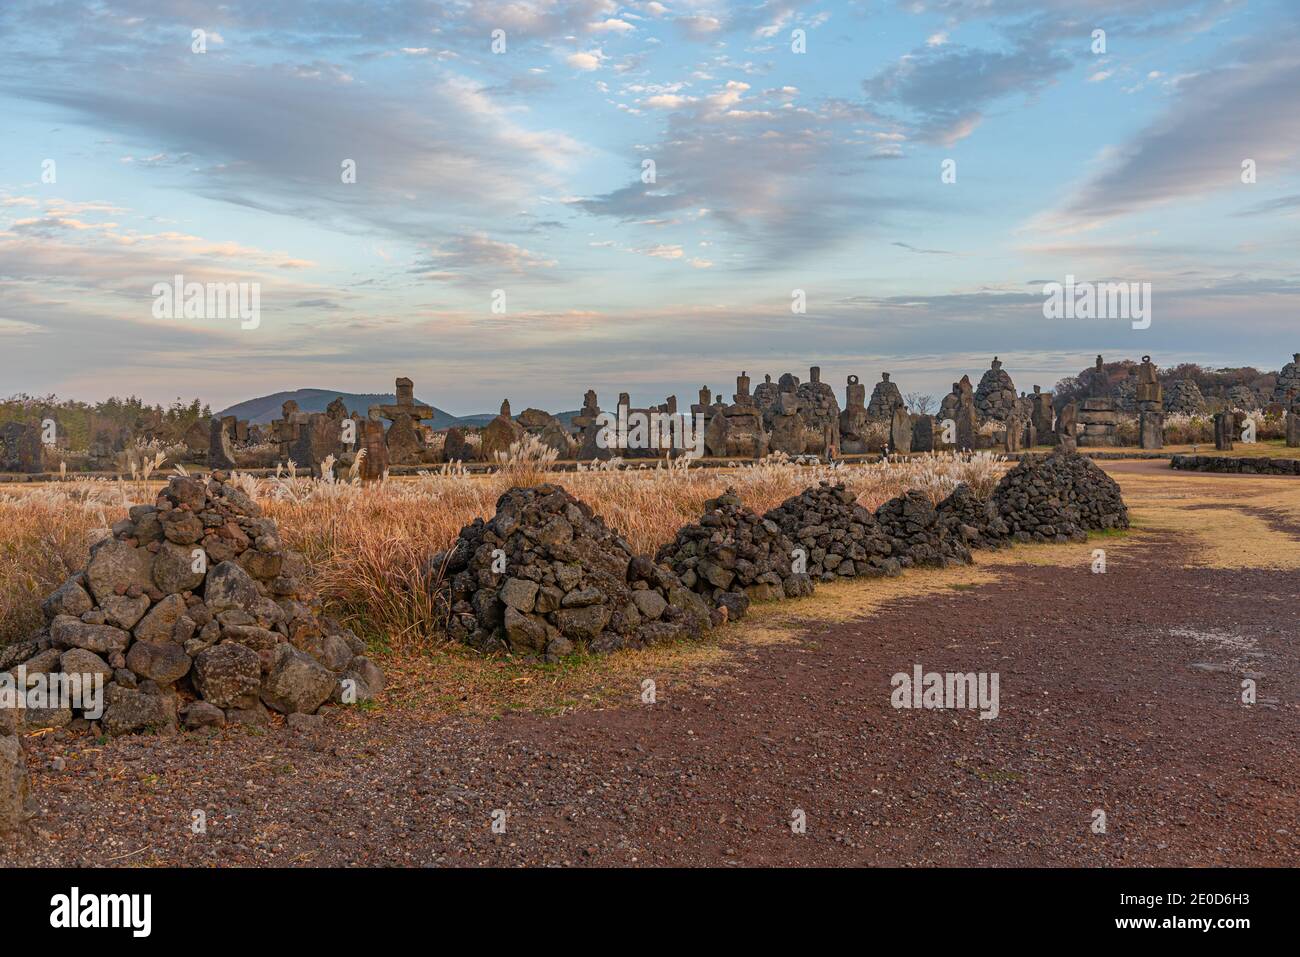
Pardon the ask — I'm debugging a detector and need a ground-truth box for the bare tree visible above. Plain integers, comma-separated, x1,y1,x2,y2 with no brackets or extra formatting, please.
905,392,934,415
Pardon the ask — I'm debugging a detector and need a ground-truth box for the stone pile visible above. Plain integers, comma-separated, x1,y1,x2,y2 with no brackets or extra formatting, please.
656,487,814,622
974,357,1018,421
874,491,972,568
936,484,1011,551
10,473,383,735
992,449,1129,543
1171,453,1300,476
1112,371,1138,413
1163,379,1206,415
433,484,716,658
763,482,899,581
866,373,905,420
1224,385,1260,411
0,422,44,474
1272,354,1300,406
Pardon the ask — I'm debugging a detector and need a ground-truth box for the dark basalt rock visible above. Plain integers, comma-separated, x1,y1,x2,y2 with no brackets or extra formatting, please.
992,448,1130,543
431,483,715,658
657,487,815,618
18,474,379,734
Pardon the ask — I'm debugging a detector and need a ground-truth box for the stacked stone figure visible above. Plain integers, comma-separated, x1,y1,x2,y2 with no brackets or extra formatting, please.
434,484,717,658
866,372,906,420
1134,356,1164,450
973,357,1019,421
992,449,1130,543
764,481,899,581
12,473,383,735
657,487,814,622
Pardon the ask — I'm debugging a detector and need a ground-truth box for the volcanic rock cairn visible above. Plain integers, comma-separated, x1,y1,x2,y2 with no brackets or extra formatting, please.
1163,379,1207,415
763,482,898,581
657,487,815,622
1272,354,1300,406
1135,356,1164,449
973,357,1018,422
16,473,382,734
434,484,717,658
866,372,905,420
992,448,1129,543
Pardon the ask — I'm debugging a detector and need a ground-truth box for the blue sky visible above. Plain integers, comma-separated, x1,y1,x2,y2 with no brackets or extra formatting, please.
1,0,1297,414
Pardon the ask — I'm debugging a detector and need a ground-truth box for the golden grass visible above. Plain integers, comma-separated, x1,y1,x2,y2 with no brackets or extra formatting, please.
1102,466,1300,570
4,454,1294,723
202,453,1006,650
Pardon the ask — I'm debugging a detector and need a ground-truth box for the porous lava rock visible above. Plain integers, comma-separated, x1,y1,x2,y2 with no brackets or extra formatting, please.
433,484,716,658
656,487,815,621
763,481,899,581
874,490,972,568
992,449,1130,543
936,483,1010,551
11,473,382,735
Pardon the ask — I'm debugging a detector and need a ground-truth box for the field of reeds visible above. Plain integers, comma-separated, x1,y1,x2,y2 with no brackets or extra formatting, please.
0,450,1006,652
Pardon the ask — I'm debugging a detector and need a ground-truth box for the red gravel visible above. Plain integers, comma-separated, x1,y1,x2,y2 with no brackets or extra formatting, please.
3,528,1296,867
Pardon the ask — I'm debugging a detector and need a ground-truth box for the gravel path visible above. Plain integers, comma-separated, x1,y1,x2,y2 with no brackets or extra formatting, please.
4,528,1296,867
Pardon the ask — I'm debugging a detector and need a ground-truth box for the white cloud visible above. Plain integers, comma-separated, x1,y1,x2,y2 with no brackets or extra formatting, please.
589,18,634,34
566,50,604,71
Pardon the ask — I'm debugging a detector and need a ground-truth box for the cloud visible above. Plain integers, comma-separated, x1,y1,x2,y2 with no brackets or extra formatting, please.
863,37,1073,145
674,15,722,39
1234,194,1300,217
572,83,901,264
7,60,583,245
566,50,605,70
892,241,957,255
1037,29,1300,230
589,18,634,34
411,234,558,284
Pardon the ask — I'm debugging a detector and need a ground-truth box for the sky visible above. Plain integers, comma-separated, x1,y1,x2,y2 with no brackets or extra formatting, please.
1,0,1297,415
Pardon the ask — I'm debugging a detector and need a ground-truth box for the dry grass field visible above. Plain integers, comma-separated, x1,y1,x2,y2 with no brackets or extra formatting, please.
0,452,1005,648
6,453,1297,724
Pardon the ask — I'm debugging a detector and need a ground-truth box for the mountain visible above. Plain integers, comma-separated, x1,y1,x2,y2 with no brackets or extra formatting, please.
217,388,581,430
217,389,463,428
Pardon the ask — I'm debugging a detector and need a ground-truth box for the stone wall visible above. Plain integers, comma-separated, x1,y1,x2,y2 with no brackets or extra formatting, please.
1171,454,1300,475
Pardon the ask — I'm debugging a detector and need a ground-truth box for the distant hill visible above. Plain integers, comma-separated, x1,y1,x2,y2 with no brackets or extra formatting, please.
217,388,579,430
217,389,463,428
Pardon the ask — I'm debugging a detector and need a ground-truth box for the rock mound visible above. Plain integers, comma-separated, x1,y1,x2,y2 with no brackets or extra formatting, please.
656,487,814,622
434,484,715,657
12,473,382,735
992,449,1129,543
1163,379,1206,415
1224,385,1259,411
974,357,1018,421
936,483,1010,551
764,481,899,581
1271,353,1300,405
875,490,972,568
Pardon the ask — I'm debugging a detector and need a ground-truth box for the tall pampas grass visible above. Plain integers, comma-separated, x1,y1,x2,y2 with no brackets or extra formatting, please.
0,452,1011,651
